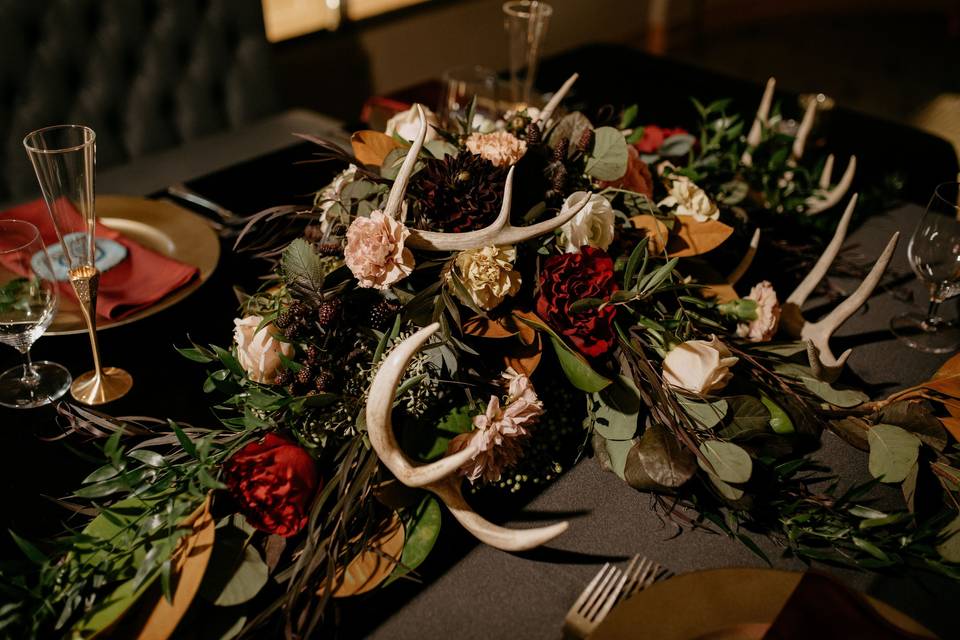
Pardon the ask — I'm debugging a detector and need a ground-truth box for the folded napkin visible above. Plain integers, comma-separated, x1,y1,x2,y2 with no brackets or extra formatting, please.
0,198,199,320
763,571,933,639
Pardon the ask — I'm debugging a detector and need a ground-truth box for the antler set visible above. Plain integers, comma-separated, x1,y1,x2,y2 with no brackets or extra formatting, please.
383,103,588,252
741,77,856,216
366,323,569,551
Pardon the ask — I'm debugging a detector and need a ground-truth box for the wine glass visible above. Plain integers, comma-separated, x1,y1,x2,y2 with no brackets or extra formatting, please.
0,220,72,408
890,181,960,353
23,124,132,404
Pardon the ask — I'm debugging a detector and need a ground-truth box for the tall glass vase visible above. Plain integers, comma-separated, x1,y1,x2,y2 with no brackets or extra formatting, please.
24,125,132,405
503,1,553,109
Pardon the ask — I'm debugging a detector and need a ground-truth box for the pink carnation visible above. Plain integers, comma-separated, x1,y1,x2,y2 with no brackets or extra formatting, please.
448,372,544,484
344,210,415,289
736,280,781,342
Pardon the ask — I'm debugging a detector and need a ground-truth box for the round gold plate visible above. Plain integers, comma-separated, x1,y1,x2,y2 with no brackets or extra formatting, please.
591,568,935,640
46,196,219,335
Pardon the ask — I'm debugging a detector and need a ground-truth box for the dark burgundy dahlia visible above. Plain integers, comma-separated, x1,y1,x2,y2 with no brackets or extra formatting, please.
410,153,507,233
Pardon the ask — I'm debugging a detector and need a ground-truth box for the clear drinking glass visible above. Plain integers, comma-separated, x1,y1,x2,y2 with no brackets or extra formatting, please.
890,181,960,353
23,125,132,404
0,220,72,408
503,1,552,108
440,65,501,128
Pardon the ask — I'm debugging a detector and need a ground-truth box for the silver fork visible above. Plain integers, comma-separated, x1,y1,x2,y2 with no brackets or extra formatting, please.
562,555,662,639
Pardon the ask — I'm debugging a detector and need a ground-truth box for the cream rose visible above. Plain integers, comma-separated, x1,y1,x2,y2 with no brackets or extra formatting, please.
447,245,521,310
658,175,720,222
557,192,616,253
385,105,439,142
344,210,415,289
736,281,781,342
465,131,528,167
233,315,293,384
662,336,738,394
317,164,357,234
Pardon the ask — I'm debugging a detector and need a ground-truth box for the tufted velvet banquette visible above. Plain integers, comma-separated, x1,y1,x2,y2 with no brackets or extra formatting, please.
0,0,280,203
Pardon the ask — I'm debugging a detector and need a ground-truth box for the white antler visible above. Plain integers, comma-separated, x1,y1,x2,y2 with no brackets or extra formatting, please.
384,104,428,220
780,194,899,381
405,167,590,252
741,77,776,166
365,323,569,551
727,228,760,286
536,73,579,127
805,155,856,216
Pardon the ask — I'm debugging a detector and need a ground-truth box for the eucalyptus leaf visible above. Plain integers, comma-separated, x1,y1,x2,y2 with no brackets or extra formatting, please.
878,400,947,451
604,437,634,480
774,363,868,408
867,424,921,484
657,133,696,157
625,422,697,490
199,526,269,607
589,376,641,440
424,139,458,160
676,395,727,429
720,396,770,439
698,440,752,483
585,127,629,181
705,471,744,501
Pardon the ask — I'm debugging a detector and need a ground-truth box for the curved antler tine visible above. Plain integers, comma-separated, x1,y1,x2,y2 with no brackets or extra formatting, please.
792,98,817,160
727,228,760,286
819,154,835,190
747,77,776,147
801,230,899,346
805,155,856,216
366,323,480,487
537,73,579,127
490,190,589,245
406,166,514,251
786,193,858,308
384,104,428,220
431,479,569,551
804,340,848,383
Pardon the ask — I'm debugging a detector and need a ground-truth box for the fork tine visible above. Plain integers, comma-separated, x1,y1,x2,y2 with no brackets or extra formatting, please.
572,563,610,612
584,566,623,621
593,555,639,622
624,559,659,600
619,556,649,602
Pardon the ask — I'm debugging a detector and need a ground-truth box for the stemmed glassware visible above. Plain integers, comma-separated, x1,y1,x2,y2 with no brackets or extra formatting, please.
0,220,72,408
890,181,960,353
503,1,553,109
23,125,132,404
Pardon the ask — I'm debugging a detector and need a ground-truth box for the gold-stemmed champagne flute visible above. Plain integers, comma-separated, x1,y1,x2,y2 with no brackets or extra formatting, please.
23,125,133,404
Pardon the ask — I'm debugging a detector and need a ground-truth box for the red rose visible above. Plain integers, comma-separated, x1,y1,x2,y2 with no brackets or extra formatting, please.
536,247,619,357
634,125,689,154
223,434,320,537
598,145,654,198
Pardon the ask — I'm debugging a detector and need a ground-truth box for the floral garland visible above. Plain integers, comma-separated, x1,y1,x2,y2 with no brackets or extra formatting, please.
4,80,960,640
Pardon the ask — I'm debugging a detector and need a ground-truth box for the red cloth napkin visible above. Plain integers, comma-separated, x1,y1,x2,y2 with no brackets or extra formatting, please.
0,198,199,320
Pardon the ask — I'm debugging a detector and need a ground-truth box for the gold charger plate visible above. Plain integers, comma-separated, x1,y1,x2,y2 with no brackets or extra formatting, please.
591,568,936,640
45,196,219,335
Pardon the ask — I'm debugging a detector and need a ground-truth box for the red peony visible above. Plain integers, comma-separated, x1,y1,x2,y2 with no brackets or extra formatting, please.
223,433,320,537
598,145,654,198
634,125,690,154
536,246,619,357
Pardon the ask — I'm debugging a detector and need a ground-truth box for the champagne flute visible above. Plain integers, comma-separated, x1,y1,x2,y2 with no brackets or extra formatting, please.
23,125,132,404
503,1,553,108
890,181,960,353
0,220,72,408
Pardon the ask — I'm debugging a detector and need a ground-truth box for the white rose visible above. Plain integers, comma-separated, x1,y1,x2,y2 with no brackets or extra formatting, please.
662,336,738,394
233,315,293,384
658,175,720,222
736,281,781,342
557,192,616,253
385,105,439,142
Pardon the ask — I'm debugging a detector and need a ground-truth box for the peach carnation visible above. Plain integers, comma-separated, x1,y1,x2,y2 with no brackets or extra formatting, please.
736,281,781,342
465,131,528,167
344,210,415,289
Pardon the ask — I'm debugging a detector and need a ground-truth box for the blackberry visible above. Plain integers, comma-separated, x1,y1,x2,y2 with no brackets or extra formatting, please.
317,298,342,327
275,369,291,386
275,308,293,329
296,365,313,387
525,122,542,146
305,345,321,365
315,243,342,257
314,370,335,393
368,299,400,331
577,128,594,153
552,138,569,161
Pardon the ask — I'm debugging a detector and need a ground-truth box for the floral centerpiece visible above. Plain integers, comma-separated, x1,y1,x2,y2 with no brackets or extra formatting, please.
4,76,960,640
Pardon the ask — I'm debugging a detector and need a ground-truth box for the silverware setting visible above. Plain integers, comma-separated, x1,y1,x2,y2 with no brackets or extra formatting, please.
563,555,664,639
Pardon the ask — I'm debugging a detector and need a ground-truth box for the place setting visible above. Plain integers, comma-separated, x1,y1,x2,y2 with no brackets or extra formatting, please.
2,2,960,639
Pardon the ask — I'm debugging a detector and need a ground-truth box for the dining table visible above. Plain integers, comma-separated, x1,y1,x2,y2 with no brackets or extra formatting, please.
1,43,958,639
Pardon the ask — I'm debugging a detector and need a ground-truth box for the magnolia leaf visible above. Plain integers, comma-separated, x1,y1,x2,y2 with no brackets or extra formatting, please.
462,315,516,339
73,574,159,638
199,525,269,607
129,496,215,639
698,440,752,484
774,363,868,408
625,422,697,490
676,395,728,429
629,216,669,255
936,513,960,563
941,416,960,442
878,400,947,451
331,513,405,597
516,314,611,392
385,496,442,586
867,424,921,484
667,218,734,257
351,130,400,166
585,126,629,181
